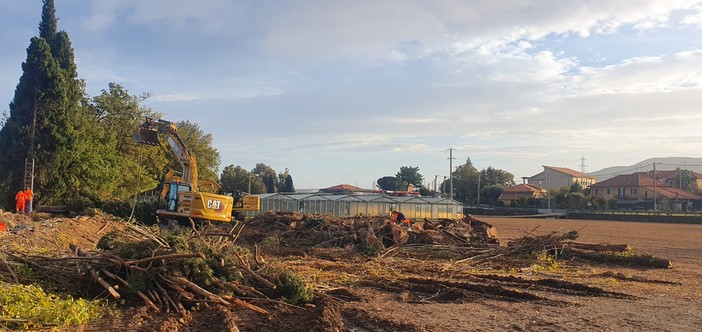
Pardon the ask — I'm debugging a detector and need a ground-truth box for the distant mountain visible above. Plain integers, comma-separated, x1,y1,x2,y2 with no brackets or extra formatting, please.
590,157,702,181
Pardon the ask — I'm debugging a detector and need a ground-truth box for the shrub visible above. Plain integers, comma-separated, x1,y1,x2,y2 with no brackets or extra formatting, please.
0,283,107,329
260,264,314,305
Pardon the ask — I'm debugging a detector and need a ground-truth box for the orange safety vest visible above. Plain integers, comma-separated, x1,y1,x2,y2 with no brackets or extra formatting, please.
15,191,26,202
24,189,33,201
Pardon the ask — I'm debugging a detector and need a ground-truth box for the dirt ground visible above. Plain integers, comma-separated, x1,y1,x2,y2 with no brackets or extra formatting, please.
270,216,702,332
1,213,701,331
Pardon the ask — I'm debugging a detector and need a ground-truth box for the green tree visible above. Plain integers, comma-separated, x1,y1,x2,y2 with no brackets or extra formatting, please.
220,164,264,194
480,185,504,206
38,0,57,42
263,174,276,193
91,83,165,198
276,168,295,192
252,163,277,193
446,158,479,203
676,168,695,191
606,199,617,210
565,192,586,209
569,182,583,193
169,120,221,181
396,166,424,190
595,197,607,210
0,1,120,207
481,167,515,188
376,176,401,191
284,175,295,192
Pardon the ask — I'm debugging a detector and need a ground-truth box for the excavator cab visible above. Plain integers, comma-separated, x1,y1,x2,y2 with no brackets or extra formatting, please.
164,183,192,212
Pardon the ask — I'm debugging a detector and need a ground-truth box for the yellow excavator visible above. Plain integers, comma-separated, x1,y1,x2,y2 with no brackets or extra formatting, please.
135,118,260,222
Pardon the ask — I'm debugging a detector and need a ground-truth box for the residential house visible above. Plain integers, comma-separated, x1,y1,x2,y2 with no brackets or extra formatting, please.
528,166,597,191
589,172,701,211
319,184,378,195
498,183,547,206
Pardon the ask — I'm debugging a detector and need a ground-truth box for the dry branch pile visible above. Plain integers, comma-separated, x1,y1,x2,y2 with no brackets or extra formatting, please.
489,228,673,268
247,211,499,251
0,221,313,318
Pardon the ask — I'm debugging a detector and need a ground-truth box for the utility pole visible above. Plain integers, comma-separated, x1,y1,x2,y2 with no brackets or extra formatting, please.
580,156,587,173
448,148,455,200
653,163,657,211
434,175,439,197
547,174,551,210
248,173,252,193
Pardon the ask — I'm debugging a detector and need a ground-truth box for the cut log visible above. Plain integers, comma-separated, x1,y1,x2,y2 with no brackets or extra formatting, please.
568,242,632,252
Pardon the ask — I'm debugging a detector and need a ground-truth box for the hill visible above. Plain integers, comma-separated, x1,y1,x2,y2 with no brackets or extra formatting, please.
590,157,702,181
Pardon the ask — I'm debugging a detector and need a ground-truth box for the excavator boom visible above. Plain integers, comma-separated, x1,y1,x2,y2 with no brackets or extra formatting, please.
134,117,260,222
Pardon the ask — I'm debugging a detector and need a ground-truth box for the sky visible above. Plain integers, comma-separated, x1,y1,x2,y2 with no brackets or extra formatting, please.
2,1,702,190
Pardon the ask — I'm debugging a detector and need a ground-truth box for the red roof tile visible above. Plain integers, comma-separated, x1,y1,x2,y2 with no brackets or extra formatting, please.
503,183,546,193
543,166,595,179
321,184,364,191
590,172,656,188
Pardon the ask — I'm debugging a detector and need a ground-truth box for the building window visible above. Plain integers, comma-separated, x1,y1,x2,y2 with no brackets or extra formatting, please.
606,188,611,195
594,188,599,195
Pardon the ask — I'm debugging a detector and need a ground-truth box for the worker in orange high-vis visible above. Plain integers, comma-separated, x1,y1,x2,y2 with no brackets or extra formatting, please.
15,190,26,214
23,187,33,213
391,210,411,226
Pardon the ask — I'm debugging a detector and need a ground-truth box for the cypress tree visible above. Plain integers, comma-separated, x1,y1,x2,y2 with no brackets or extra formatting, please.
0,0,121,208
38,0,57,42
284,175,295,193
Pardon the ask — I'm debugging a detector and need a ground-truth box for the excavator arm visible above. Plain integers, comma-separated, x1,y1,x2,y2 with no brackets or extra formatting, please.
135,118,199,191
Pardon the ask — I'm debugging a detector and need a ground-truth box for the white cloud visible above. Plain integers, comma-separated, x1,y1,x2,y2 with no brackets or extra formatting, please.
85,0,256,34
83,1,123,31
152,76,285,102
572,50,702,95
681,5,702,26
259,0,701,62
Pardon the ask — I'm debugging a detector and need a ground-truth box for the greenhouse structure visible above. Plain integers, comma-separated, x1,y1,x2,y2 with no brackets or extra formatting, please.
246,193,464,219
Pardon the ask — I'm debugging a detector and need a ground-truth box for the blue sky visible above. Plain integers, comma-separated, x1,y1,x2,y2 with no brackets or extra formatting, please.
2,1,702,189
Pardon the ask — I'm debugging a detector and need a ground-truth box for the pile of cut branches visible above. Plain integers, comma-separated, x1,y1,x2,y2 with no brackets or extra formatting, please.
468,228,672,269
247,212,499,251
0,221,314,317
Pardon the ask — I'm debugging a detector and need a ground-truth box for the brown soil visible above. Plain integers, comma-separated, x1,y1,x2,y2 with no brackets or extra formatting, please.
1,213,701,331
279,217,702,332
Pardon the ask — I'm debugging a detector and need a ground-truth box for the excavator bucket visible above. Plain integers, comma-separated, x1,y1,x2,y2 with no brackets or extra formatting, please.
134,126,161,146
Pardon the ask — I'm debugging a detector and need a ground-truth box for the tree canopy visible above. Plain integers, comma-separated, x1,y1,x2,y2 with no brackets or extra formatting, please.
376,176,401,191
220,165,265,194
396,166,424,190
441,158,515,204
0,0,121,208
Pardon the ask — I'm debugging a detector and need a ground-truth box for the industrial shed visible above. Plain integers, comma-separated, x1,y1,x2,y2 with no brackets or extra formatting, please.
250,193,463,219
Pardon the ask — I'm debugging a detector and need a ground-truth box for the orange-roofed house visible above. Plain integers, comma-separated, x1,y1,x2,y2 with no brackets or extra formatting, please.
528,166,597,191
589,171,701,211
498,183,547,206
319,184,379,195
